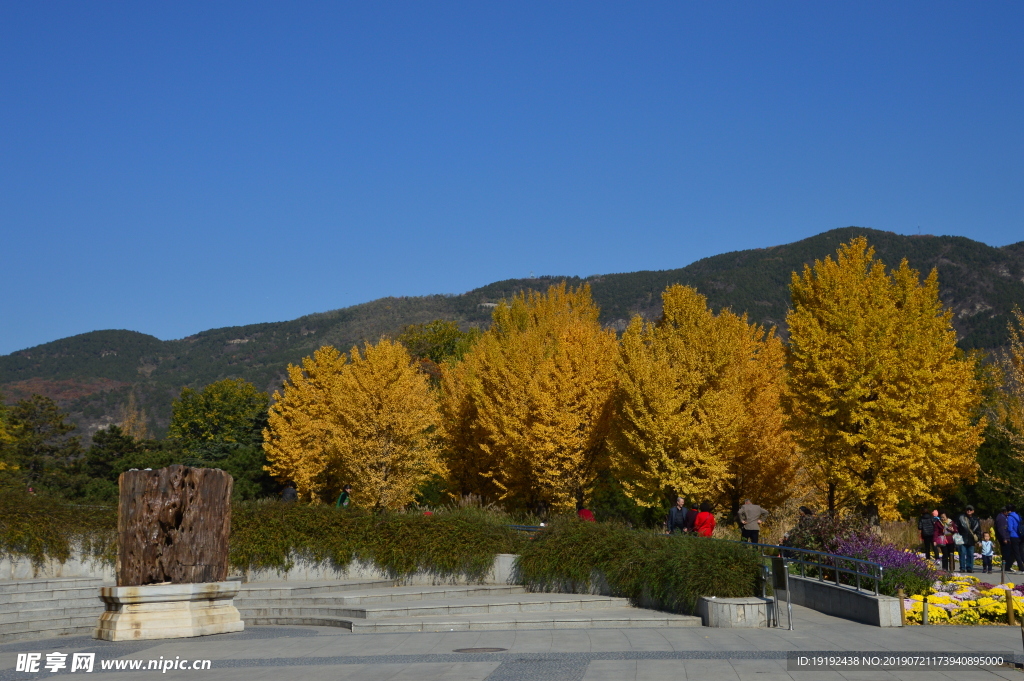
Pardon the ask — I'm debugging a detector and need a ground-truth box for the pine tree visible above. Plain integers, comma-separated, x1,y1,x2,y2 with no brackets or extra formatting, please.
786,237,984,519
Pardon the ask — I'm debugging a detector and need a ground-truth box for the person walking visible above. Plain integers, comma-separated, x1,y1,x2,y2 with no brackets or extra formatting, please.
936,512,958,572
738,499,768,543
919,509,940,561
1009,504,1024,572
980,532,995,574
956,505,981,573
335,484,352,509
666,497,689,535
693,502,716,537
995,507,1011,572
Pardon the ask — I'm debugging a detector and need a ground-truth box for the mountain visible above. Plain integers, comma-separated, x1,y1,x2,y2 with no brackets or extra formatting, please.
3,227,1023,440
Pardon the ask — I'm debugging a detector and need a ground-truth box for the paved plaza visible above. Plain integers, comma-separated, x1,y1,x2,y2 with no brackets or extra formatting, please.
2,603,1022,681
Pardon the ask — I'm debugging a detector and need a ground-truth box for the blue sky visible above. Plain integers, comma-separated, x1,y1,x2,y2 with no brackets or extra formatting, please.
1,2,1022,355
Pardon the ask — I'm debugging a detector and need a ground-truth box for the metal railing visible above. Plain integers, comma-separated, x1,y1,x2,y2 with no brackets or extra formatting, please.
731,540,885,596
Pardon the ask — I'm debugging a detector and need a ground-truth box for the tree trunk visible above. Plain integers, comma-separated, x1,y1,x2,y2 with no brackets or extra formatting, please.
116,465,233,587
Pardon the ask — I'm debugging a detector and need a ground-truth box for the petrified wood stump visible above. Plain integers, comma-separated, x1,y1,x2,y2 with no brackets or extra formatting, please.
117,465,232,587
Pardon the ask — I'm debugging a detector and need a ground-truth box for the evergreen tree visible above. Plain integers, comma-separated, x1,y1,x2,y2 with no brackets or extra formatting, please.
82,425,140,481
7,395,81,491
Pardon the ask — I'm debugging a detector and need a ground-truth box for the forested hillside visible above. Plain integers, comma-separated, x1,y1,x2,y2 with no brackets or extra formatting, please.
3,227,1023,439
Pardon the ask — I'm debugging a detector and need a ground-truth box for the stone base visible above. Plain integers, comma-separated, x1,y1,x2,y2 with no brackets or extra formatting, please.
94,582,244,641
698,596,771,628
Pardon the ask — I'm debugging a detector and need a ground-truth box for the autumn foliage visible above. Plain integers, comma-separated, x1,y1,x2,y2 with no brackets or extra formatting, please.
439,284,618,512
263,340,440,509
610,285,796,515
261,238,989,522
787,237,984,520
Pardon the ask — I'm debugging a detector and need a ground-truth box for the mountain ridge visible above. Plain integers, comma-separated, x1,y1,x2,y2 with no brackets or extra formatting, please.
3,227,1023,440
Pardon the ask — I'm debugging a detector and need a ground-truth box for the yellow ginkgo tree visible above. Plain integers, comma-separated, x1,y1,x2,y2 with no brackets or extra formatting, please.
439,283,618,512
263,340,441,509
786,237,984,519
610,285,797,514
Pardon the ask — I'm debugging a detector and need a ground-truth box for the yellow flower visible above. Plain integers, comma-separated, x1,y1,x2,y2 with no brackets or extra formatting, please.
950,608,981,625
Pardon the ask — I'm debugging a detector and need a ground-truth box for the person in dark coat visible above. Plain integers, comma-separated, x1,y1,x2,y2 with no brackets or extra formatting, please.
919,509,940,561
684,503,699,533
1009,504,1023,572
666,497,689,535
995,507,1011,572
281,483,297,503
956,505,981,573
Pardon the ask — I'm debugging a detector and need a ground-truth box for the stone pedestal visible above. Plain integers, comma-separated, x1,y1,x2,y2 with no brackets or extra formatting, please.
94,582,244,641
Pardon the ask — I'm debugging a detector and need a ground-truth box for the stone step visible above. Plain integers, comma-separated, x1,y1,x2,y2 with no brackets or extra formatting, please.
0,613,100,638
235,584,526,608
0,578,104,594
238,593,628,620
246,608,703,632
0,587,106,605
0,604,104,625
0,624,96,644
235,579,396,599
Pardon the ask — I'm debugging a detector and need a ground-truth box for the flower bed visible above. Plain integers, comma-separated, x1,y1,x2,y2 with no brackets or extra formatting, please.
902,575,1024,625
834,537,936,597
785,514,937,597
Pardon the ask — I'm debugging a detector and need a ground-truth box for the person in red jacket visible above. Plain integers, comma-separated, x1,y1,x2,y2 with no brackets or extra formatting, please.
693,502,716,537
576,501,595,522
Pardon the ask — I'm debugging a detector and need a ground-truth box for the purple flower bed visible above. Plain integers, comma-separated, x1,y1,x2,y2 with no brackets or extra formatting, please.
835,536,936,581
786,514,936,595
979,582,1024,595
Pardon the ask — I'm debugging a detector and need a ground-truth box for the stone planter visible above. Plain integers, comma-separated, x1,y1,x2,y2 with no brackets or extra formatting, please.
697,596,772,628
94,582,244,641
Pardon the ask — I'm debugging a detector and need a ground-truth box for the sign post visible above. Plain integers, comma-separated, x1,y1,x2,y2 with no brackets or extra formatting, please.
772,556,793,631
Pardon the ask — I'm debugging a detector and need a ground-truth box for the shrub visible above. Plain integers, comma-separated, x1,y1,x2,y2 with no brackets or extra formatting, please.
229,502,527,580
0,491,116,567
0,494,526,582
785,514,873,554
515,518,761,614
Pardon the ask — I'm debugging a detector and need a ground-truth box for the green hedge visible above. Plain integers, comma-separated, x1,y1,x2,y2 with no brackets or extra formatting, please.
0,494,527,581
230,502,527,580
0,493,117,567
515,519,762,614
